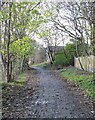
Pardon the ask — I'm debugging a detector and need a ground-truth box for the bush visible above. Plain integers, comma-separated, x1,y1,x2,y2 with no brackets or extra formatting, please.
53,52,70,67
53,42,85,67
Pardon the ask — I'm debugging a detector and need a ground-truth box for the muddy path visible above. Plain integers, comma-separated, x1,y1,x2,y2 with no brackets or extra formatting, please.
30,67,94,118
2,67,94,118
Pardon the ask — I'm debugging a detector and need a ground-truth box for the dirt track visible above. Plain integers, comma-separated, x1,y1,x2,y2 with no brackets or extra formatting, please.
2,67,94,118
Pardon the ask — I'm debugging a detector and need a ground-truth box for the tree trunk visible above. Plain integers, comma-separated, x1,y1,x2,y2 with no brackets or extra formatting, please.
48,46,55,64
76,41,84,70
9,61,13,81
7,3,12,82
48,52,53,64
0,53,3,82
20,57,24,72
0,12,7,82
0,53,7,82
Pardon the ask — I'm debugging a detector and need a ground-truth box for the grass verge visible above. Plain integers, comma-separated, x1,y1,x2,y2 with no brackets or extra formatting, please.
59,67,95,101
1,72,27,88
32,61,49,68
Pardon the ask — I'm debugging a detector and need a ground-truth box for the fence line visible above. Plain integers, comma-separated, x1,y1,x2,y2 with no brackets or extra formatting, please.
74,55,95,72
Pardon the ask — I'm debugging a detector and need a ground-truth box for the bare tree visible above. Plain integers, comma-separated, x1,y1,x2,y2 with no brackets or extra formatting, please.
41,25,62,64
50,1,95,70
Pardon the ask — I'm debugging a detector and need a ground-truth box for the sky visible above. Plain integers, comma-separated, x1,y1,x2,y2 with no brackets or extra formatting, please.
4,0,92,46
35,0,92,47
35,0,70,47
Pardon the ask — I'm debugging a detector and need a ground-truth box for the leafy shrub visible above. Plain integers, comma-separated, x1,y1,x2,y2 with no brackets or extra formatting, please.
53,42,85,67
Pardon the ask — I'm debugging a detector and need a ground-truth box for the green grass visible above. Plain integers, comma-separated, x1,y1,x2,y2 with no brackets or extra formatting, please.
59,67,95,101
1,72,27,88
32,61,49,68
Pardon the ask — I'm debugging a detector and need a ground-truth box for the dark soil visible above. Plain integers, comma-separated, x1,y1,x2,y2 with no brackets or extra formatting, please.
2,67,95,118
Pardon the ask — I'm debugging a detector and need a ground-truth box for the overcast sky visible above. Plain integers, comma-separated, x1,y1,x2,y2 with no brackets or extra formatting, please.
5,0,92,46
